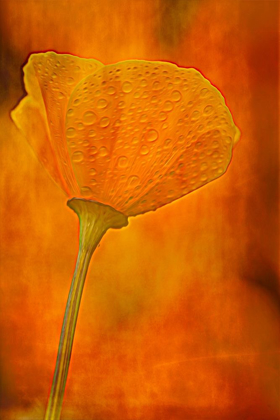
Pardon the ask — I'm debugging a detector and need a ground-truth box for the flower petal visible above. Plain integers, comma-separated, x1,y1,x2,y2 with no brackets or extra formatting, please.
65,60,239,215
12,51,104,195
126,129,237,215
11,94,67,192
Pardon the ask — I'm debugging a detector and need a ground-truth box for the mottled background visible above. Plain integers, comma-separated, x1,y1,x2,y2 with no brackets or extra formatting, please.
0,1,279,419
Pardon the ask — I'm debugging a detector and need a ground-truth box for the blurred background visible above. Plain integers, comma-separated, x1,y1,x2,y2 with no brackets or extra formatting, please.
0,0,279,419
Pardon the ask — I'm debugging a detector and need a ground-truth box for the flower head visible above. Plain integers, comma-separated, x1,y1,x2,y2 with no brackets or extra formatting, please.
12,51,240,216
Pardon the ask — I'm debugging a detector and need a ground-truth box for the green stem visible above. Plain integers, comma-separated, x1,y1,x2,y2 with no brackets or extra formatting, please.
44,198,128,420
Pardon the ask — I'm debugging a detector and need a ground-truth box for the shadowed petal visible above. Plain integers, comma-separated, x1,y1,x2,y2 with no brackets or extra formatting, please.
11,94,68,193
12,51,104,195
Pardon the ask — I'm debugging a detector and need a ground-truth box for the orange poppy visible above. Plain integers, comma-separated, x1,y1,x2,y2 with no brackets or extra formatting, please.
11,51,240,420
12,51,240,217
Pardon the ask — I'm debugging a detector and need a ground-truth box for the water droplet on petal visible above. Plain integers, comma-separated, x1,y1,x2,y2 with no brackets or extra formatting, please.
118,156,128,168
100,117,110,128
90,146,98,154
97,98,108,109
67,109,74,117
191,111,200,120
140,79,147,87
108,86,116,95
152,81,160,90
66,127,76,138
200,88,209,96
90,168,97,176
81,186,93,197
140,145,149,155
147,129,158,142
114,119,121,127
122,81,133,93
99,146,109,156
163,101,173,111
203,105,213,115
134,91,141,99
164,138,172,149
159,112,167,121
128,175,139,186
200,163,208,171
89,129,96,137
171,90,181,102
140,114,148,123
83,111,97,125
72,151,84,163
225,136,232,145
67,77,75,85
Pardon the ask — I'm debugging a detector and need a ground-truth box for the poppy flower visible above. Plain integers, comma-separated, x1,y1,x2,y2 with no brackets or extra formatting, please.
11,51,240,420
12,51,240,217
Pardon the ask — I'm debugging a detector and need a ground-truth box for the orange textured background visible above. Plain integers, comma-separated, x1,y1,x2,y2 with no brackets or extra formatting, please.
0,1,279,419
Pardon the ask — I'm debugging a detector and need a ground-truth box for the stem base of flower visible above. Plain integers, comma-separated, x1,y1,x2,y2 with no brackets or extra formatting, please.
44,199,128,420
